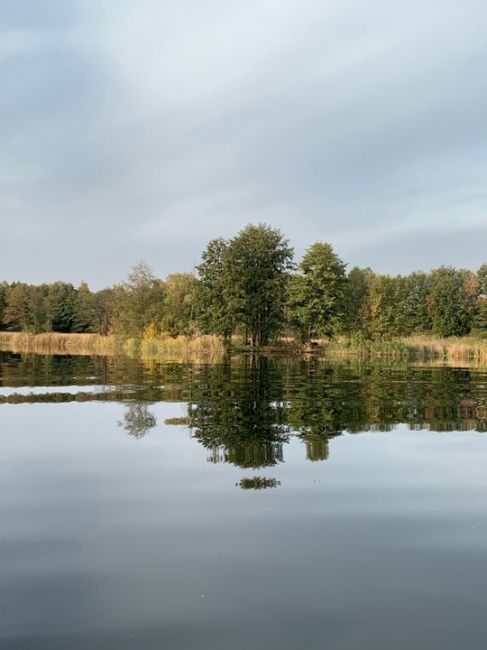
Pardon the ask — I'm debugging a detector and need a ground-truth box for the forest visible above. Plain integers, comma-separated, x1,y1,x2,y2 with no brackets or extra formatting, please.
2,223,487,344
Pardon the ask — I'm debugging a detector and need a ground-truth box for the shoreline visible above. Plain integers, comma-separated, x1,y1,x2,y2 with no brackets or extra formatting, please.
1,331,487,364
0,332,226,361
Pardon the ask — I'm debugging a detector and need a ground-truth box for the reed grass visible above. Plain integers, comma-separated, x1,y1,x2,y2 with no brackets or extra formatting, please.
138,334,225,361
401,335,487,363
324,336,409,358
0,332,225,362
2,331,487,365
323,334,487,363
0,332,121,355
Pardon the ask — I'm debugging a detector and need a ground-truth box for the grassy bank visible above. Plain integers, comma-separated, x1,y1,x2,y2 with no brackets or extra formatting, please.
323,335,487,363
0,332,120,355
0,332,226,362
2,331,487,365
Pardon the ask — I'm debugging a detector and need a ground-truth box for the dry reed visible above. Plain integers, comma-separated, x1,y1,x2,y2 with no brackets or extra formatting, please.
2,331,487,365
401,335,487,363
0,332,226,362
323,334,487,363
0,332,120,355
138,334,225,361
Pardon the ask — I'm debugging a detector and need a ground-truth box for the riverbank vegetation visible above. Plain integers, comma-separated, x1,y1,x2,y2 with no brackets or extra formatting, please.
2,332,487,364
0,332,225,361
2,223,487,357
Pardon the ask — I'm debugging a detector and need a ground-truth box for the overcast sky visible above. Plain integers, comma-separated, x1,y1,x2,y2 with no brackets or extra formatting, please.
2,0,487,287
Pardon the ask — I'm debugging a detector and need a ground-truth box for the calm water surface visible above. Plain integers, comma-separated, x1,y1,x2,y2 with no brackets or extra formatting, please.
1,352,487,649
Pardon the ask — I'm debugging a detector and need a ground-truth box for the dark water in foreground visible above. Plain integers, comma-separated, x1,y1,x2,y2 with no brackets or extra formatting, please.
1,352,487,650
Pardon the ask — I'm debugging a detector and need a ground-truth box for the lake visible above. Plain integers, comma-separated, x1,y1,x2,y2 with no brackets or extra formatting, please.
1,351,487,649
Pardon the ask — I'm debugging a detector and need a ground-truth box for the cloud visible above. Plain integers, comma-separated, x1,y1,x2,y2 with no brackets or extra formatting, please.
1,0,487,287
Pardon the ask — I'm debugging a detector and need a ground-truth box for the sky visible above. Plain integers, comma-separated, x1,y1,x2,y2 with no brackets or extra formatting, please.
1,0,487,288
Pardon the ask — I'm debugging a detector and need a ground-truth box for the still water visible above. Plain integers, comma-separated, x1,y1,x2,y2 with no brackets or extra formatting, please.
1,352,487,649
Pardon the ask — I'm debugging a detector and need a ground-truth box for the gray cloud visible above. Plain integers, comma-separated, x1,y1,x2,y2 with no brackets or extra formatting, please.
1,0,486,287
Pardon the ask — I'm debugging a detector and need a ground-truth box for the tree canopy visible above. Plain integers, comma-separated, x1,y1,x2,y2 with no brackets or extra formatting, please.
288,242,346,341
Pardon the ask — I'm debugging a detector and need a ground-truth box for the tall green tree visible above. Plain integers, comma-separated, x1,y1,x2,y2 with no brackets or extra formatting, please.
477,264,487,296
341,267,373,336
111,261,165,336
472,265,487,335
46,282,77,332
402,272,432,334
30,284,50,333
3,284,33,331
461,270,479,330
3,283,49,333
196,238,233,339
368,275,408,339
72,282,96,333
92,288,114,335
429,267,471,337
223,224,294,346
288,242,346,341
161,273,198,336
0,282,8,331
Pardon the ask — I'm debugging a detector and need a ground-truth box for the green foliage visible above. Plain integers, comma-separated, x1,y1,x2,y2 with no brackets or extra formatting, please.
197,224,294,345
3,283,49,333
288,242,346,341
402,272,432,334
429,267,472,337
342,267,374,336
0,282,8,331
477,264,487,296
161,273,198,336
196,238,233,339
367,275,408,339
225,224,294,345
110,261,166,336
473,299,487,336
91,288,114,335
3,284,33,332
46,282,77,333
472,265,487,336
72,282,96,333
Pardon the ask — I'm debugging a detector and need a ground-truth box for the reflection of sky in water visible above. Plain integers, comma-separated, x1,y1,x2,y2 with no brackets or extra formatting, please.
1,401,487,650
2,356,487,648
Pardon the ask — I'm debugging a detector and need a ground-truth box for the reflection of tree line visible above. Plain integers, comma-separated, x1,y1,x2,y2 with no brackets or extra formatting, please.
3,353,487,469
182,359,342,465
181,359,487,467
0,352,191,403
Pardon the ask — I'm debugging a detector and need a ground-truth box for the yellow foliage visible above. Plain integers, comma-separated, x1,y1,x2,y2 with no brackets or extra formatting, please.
142,323,160,340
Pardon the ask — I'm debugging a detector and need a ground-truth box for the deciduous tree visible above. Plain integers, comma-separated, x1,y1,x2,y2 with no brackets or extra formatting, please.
223,224,294,346
288,242,346,341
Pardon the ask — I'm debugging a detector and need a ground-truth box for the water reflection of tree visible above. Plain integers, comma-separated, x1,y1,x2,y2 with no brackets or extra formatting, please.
187,357,290,468
287,363,354,461
185,359,359,466
119,402,157,439
237,477,281,489
181,359,487,468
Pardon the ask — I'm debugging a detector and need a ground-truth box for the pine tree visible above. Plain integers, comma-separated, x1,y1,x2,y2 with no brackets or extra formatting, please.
195,238,233,339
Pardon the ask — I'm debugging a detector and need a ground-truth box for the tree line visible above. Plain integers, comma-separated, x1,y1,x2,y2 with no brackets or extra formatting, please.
2,223,487,341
